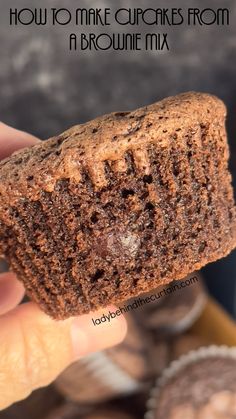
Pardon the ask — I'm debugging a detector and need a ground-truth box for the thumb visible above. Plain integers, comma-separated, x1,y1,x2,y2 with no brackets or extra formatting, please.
0,302,127,410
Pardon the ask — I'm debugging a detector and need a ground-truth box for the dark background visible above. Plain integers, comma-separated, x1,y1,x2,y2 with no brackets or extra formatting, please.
0,0,236,314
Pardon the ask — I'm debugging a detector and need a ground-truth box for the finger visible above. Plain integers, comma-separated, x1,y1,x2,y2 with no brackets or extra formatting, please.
0,302,127,409
0,122,40,160
0,272,25,316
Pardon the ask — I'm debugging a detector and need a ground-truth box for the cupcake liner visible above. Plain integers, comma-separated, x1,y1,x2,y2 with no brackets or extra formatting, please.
80,351,141,393
55,350,142,403
163,285,207,335
145,345,236,419
156,274,207,336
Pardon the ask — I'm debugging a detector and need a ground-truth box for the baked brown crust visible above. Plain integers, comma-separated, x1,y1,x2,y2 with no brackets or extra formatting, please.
0,92,235,319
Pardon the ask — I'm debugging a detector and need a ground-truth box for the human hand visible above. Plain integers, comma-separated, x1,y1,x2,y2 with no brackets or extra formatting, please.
0,122,127,410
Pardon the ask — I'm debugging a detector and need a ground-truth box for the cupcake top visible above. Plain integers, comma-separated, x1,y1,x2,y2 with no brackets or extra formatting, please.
146,346,236,419
0,92,225,200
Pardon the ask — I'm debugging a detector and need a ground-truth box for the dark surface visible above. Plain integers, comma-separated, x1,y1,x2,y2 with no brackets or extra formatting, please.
0,386,63,419
0,0,236,317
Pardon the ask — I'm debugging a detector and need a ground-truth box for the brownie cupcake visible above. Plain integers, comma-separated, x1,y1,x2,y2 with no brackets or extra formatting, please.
146,346,236,418
133,272,206,337
0,92,236,319
55,314,151,403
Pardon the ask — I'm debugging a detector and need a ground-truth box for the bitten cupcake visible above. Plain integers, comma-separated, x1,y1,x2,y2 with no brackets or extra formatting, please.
0,92,235,319
55,314,151,403
146,346,236,419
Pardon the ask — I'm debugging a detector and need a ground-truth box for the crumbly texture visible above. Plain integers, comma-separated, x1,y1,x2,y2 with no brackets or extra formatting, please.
0,92,236,319
153,357,236,419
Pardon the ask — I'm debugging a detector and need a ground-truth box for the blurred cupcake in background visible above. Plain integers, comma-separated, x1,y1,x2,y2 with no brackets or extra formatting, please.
149,332,209,379
148,340,170,378
46,402,135,419
55,314,152,403
55,272,207,405
145,346,236,419
168,333,210,362
132,272,207,338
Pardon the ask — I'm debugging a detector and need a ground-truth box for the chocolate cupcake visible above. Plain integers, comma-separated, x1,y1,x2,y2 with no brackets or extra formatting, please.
55,314,151,403
0,92,235,319
133,272,206,337
146,346,236,419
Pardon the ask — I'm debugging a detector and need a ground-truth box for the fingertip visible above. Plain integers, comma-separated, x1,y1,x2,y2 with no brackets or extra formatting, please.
0,123,40,160
71,305,128,359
